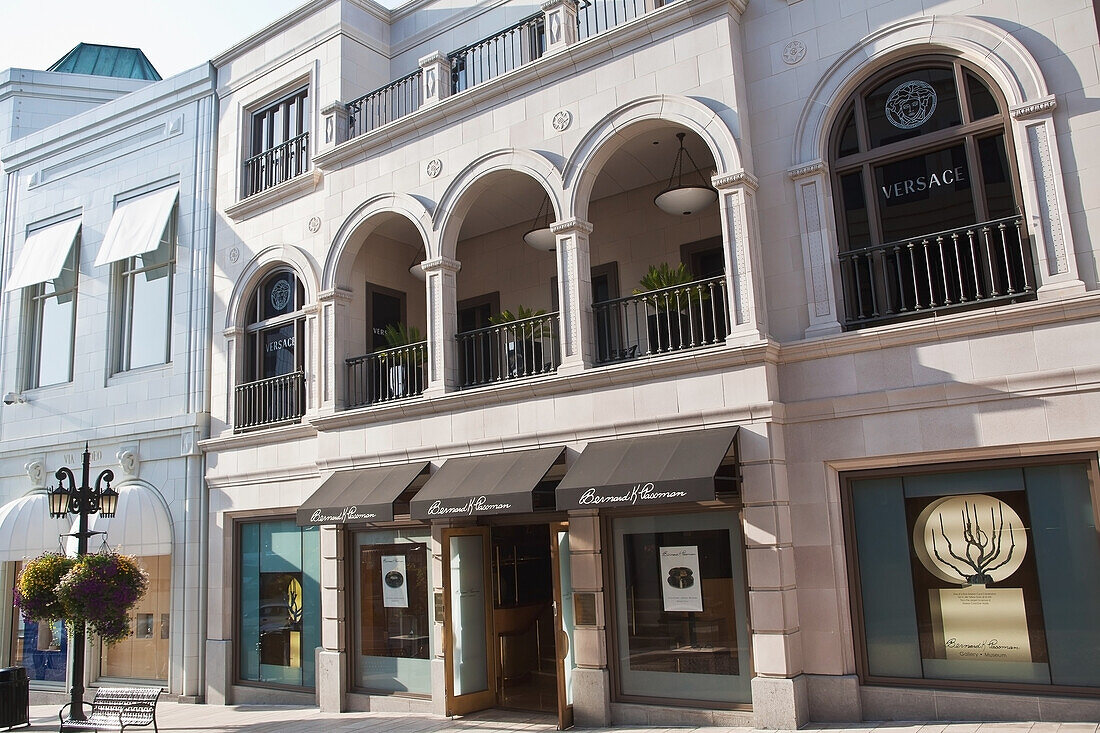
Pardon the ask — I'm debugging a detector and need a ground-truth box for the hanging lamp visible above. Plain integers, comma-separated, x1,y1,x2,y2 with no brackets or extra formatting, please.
654,132,718,216
408,245,426,281
523,196,556,252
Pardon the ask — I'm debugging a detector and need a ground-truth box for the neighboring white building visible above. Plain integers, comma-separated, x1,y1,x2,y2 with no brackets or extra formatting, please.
0,47,217,701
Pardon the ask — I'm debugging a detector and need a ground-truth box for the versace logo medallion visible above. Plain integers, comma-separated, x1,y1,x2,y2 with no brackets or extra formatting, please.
270,279,292,311
885,80,938,130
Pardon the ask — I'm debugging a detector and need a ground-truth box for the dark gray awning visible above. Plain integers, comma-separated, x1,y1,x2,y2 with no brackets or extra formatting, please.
410,447,564,519
555,427,739,510
297,462,430,526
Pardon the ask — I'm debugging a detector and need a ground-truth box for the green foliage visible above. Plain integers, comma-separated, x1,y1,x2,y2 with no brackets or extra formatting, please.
15,553,75,623
633,262,707,312
488,306,547,324
381,323,423,348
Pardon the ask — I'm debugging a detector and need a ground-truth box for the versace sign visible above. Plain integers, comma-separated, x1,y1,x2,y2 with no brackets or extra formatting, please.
885,79,938,130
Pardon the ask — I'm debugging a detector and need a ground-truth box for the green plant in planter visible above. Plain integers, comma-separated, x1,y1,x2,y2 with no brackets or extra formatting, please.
379,323,424,397
381,323,423,349
633,262,708,311
490,306,549,337
490,306,551,375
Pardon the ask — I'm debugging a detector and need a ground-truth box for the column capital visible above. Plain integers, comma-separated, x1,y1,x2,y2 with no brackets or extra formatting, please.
551,218,593,235
320,100,349,149
542,0,579,53
317,287,354,303
421,255,461,274
787,160,826,181
713,170,758,191
419,53,451,107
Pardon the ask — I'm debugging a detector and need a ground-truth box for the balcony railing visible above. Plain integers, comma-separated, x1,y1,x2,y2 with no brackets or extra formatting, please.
577,0,661,40
345,341,428,409
243,133,310,198
456,312,560,388
347,71,422,139
839,215,1034,329
592,275,730,364
234,371,306,433
450,12,545,94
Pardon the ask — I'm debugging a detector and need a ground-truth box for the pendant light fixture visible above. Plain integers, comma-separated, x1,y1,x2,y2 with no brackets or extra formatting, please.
523,196,556,252
408,244,426,281
654,132,718,216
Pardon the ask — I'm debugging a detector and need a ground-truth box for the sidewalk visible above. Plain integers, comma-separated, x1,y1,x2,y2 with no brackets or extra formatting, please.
24,702,1100,733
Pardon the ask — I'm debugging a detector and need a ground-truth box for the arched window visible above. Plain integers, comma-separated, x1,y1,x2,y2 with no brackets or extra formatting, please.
236,269,307,431
830,57,1034,329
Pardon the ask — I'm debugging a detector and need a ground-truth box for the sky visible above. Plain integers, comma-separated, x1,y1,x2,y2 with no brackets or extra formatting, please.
0,0,316,78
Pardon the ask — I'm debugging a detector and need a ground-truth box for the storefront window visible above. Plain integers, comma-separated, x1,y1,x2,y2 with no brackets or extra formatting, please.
11,561,67,684
100,554,171,681
353,528,432,695
239,520,320,687
848,461,1100,689
611,512,751,705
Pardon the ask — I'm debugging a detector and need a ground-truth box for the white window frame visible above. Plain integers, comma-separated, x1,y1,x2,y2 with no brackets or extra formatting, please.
114,211,176,373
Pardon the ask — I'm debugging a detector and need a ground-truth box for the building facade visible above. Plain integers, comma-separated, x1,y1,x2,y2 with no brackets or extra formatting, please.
0,54,217,700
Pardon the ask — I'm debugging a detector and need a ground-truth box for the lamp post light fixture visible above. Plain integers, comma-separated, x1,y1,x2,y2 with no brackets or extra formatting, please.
47,445,116,721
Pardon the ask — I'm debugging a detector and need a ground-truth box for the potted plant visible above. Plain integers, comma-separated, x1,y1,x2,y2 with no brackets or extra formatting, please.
633,262,706,351
489,306,549,376
379,323,424,397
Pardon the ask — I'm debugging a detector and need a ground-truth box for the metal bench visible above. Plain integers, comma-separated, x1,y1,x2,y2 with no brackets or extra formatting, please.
58,687,161,733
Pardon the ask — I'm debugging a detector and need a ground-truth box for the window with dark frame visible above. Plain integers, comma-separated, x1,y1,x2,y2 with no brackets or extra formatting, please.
830,57,1034,330
244,87,310,198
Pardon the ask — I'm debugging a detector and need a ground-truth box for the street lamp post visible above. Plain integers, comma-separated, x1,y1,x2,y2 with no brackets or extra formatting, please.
47,445,118,721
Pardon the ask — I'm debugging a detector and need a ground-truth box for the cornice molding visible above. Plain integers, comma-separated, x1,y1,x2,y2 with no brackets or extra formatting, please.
787,160,826,181
713,170,758,191
224,170,323,222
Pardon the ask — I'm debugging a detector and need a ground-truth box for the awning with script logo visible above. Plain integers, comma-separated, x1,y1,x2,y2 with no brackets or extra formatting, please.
410,447,564,519
555,427,739,510
297,462,430,526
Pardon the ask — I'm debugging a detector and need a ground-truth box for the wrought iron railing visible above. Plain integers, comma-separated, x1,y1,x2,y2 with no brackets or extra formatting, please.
449,12,545,94
838,215,1034,329
234,371,306,432
347,71,422,140
577,0,661,40
592,275,730,364
243,133,310,198
345,341,428,408
456,312,560,388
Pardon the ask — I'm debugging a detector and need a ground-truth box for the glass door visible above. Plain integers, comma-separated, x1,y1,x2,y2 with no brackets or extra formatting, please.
550,522,575,729
443,526,496,715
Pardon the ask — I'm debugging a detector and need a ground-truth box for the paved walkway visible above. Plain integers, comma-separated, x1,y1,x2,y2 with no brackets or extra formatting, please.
25,702,1100,733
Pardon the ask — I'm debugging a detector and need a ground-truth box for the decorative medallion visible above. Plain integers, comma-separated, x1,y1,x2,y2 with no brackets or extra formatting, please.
270,278,292,311
912,494,1027,585
885,80,938,130
552,110,573,132
782,40,806,65
228,247,240,264
308,216,321,233
426,158,443,178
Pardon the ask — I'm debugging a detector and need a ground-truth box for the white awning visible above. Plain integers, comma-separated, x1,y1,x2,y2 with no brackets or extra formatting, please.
0,492,71,561
93,187,178,267
66,484,173,557
4,218,81,292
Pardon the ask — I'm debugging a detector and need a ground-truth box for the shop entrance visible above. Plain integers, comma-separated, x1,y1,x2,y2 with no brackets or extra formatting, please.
442,522,574,728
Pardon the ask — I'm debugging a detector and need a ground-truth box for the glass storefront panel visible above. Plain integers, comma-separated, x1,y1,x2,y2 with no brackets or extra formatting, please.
611,512,751,705
11,560,67,684
850,461,1100,689
239,520,320,687
100,554,170,681
353,528,432,695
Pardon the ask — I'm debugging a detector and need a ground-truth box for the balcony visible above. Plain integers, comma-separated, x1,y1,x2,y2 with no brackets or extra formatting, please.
234,372,306,433
456,312,561,389
344,0,663,142
839,215,1034,330
243,132,310,198
345,341,428,409
593,275,730,364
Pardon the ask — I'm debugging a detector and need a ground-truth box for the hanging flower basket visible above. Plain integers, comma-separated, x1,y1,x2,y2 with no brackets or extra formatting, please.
15,551,149,645
15,553,75,623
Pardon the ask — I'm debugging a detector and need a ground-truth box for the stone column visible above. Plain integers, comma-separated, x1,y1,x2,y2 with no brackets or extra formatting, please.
222,326,243,431
317,288,352,414
320,101,349,152
419,52,452,109
542,0,579,54
788,161,843,337
714,172,767,343
553,218,594,374
740,423,808,729
567,510,611,727
422,256,461,397
318,524,346,712
1010,98,1085,297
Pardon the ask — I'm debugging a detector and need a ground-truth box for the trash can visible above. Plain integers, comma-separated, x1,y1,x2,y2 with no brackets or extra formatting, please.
0,666,28,729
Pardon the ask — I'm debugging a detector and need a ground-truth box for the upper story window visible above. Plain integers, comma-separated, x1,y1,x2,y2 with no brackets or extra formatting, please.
244,88,310,198
831,58,1034,329
96,186,179,373
4,217,82,388
235,269,307,432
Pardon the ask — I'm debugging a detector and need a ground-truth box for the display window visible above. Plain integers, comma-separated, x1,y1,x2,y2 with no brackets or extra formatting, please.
99,554,171,681
11,559,67,685
846,460,1100,690
238,520,320,688
610,511,751,705
352,528,433,695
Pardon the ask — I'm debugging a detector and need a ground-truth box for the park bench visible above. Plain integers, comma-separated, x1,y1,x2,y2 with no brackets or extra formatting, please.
58,687,161,733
